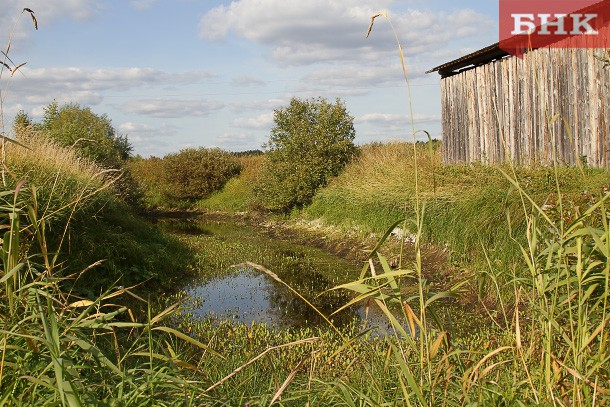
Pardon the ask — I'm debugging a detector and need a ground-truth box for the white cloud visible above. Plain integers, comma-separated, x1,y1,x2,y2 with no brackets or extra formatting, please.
214,131,265,151
121,99,225,118
25,91,104,106
26,0,103,22
10,67,211,94
232,112,274,129
302,64,415,89
0,1,103,45
232,75,266,87
357,112,440,125
119,122,178,137
355,112,442,143
230,99,287,112
1,67,214,117
130,0,157,11
118,122,183,157
199,0,495,66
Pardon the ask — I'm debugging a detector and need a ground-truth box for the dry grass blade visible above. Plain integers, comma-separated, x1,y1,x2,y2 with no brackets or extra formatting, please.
234,262,343,337
404,302,420,338
429,331,446,360
515,288,522,351
205,337,320,393
149,302,181,325
549,353,610,396
23,8,37,30
10,62,26,77
365,11,386,38
466,346,511,387
269,355,310,405
152,326,225,359
580,314,610,353
68,300,95,308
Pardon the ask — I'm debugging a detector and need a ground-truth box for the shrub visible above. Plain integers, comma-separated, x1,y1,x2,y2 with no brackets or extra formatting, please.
127,156,168,208
15,103,144,206
200,154,265,212
21,101,132,168
161,147,242,204
255,97,357,212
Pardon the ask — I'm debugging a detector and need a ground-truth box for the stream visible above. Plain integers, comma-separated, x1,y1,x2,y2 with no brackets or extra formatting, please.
160,217,396,332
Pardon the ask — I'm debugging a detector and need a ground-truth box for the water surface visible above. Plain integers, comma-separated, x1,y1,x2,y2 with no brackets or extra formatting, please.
163,218,394,331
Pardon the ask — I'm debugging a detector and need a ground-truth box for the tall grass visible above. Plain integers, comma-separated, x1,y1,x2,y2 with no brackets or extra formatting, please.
310,10,610,406
6,128,190,295
0,182,229,405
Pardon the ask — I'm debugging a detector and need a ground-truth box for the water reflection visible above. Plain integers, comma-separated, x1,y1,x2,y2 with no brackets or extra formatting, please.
169,218,397,332
185,266,395,332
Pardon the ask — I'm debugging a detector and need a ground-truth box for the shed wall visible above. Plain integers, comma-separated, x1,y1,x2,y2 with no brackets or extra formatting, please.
441,45,610,167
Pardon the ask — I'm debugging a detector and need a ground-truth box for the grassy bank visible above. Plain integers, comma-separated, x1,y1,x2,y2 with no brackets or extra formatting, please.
5,131,190,295
202,140,610,277
199,154,264,212
304,142,610,272
4,134,610,404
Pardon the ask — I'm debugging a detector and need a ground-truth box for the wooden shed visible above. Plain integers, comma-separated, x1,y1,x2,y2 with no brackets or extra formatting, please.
428,26,610,167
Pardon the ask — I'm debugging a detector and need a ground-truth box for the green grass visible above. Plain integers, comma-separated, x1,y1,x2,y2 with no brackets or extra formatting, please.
304,142,610,272
4,120,610,406
2,10,608,403
6,130,191,296
199,154,263,212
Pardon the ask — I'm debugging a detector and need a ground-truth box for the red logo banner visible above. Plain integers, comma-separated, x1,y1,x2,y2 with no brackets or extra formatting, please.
499,0,610,57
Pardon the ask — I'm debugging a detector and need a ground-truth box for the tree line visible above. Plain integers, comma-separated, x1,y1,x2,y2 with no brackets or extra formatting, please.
16,97,357,212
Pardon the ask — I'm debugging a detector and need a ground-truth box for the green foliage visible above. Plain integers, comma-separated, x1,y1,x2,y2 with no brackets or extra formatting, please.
3,133,189,296
255,97,357,212
305,142,610,271
159,147,242,205
127,156,167,208
0,186,216,405
129,148,244,209
199,154,264,212
24,101,133,168
15,103,144,206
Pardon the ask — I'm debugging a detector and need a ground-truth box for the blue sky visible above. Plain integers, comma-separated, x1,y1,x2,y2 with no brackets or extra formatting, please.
0,0,497,157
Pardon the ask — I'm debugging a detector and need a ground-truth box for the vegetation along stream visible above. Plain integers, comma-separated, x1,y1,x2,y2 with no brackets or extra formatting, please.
159,216,397,332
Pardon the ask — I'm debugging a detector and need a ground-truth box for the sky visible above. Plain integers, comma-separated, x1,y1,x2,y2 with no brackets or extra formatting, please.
0,0,498,157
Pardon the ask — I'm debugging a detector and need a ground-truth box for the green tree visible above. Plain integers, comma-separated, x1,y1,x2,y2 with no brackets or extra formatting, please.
161,147,242,204
255,97,357,211
38,101,132,168
13,110,32,130
15,102,142,206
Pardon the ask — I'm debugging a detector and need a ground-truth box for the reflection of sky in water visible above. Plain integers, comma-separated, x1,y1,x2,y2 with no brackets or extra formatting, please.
187,270,281,327
186,268,400,334
169,218,409,334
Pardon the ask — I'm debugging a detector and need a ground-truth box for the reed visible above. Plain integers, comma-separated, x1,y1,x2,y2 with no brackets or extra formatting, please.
316,10,610,406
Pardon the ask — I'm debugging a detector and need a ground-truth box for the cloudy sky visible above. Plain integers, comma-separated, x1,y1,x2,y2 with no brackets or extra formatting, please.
0,0,498,157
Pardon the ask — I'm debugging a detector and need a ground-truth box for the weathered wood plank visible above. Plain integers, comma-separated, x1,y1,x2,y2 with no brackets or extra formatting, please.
440,35,610,167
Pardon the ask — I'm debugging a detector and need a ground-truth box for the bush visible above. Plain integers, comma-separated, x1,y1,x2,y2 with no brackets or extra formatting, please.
21,102,132,168
127,156,167,207
200,154,265,212
161,147,242,204
15,103,144,206
255,97,357,212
